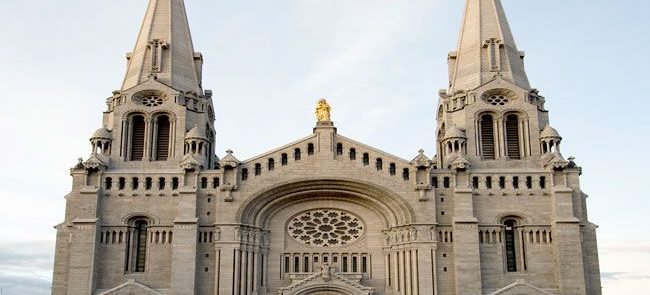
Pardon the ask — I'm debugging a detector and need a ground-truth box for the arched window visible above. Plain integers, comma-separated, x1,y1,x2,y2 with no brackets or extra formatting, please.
133,219,149,272
307,143,314,156
505,114,521,159
268,158,275,171
389,163,396,175
254,163,262,176
504,219,517,272
130,115,146,161
376,158,383,171
349,148,356,160
281,153,288,165
155,115,171,161
479,114,496,159
362,153,369,166
294,148,301,161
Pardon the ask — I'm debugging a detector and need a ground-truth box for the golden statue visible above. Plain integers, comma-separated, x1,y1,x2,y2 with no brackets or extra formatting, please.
315,99,331,122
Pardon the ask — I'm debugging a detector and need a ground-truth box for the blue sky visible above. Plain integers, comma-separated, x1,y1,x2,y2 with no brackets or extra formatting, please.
0,0,648,294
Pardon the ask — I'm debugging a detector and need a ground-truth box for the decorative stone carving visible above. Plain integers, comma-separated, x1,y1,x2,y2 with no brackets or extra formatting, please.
288,209,365,247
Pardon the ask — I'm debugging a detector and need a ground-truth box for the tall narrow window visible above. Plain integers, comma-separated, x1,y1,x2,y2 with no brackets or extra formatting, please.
504,219,517,272
362,153,369,165
402,168,410,180
255,163,262,176
336,143,343,155
268,158,275,171
105,177,113,190
389,163,396,175
155,115,170,161
172,177,179,190
281,153,288,165
294,148,301,161
376,158,383,171
307,143,314,155
134,220,148,272
130,115,146,161
480,115,496,159
349,148,357,160
242,169,249,181
505,114,521,159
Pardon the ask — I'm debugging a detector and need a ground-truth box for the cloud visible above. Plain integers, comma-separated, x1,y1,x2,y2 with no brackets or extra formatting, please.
602,271,650,282
0,241,53,295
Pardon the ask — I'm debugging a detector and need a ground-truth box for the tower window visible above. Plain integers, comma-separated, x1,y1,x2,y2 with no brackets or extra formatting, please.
432,177,439,188
526,176,532,189
155,115,171,161
307,143,314,155
362,153,369,165
513,176,519,189
118,177,126,190
486,176,493,189
294,148,301,161
172,177,179,190
158,177,165,190
472,177,479,189
499,176,506,189
480,114,496,160
504,219,517,272
130,115,146,161
402,168,410,180
213,177,220,188
145,177,152,190
505,114,521,159
268,158,275,171
242,169,249,181
443,177,450,188
376,158,383,171
281,153,288,165
389,163,396,175
336,143,343,155
105,177,113,190
133,220,148,272
201,177,208,189
132,177,139,190
349,148,357,160
539,176,546,189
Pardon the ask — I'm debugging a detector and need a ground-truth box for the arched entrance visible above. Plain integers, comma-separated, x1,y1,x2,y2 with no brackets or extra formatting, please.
237,178,413,295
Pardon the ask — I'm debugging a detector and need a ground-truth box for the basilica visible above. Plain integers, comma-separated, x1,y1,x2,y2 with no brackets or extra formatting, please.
51,0,602,294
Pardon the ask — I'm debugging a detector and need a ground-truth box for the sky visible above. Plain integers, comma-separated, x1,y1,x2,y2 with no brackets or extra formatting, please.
0,0,648,294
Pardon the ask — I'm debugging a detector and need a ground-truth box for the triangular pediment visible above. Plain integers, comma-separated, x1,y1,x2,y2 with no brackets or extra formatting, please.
97,279,162,295
488,280,556,295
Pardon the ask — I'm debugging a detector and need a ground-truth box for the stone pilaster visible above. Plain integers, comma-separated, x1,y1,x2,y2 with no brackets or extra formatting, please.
452,184,482,295
66,218,99,295
552,185,587,295
171,187,199,295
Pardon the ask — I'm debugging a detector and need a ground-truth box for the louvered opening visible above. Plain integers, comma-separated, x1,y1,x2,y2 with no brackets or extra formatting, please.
480,115,495,159
155,116,170,161
130,116,145,161
505,115,521,159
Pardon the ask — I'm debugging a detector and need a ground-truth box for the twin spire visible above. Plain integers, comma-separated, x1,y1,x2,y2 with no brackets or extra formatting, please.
121,0,529,95
121,0,203,94
448,0,530,92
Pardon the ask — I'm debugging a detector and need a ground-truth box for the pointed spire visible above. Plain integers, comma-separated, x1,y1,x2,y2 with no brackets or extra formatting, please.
448,0,530,92
122,0,203,94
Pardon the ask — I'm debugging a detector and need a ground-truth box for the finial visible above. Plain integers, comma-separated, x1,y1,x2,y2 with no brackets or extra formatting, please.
315,99,331,122
226,149,233,155
418,149,425,155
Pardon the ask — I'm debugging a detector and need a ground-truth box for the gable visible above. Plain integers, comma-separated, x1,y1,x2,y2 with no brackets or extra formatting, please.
488,280,556,295
97,279,162,295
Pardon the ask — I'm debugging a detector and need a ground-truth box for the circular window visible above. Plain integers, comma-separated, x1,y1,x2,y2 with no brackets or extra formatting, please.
486,95,509,106
141,96,164,107
288,209,365,247
132,90,167,107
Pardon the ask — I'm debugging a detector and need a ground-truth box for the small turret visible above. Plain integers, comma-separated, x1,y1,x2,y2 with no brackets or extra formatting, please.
540,125,562,154
90,128,112,155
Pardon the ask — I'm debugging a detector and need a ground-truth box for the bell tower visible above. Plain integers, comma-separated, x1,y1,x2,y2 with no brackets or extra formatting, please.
436,0,552,170
91,0,216,171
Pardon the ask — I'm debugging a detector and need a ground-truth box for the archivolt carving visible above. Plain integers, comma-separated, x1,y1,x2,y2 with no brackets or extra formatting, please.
236,179,415,229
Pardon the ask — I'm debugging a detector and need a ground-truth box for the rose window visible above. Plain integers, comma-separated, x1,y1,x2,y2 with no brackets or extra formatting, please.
141,96,164,107
485,94,509,106
288,209,365,247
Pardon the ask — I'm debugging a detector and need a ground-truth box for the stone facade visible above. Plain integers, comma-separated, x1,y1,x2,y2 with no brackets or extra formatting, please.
51,0,602,294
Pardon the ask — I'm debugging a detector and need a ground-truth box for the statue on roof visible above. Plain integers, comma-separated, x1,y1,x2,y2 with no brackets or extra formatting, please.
315,99,331,122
